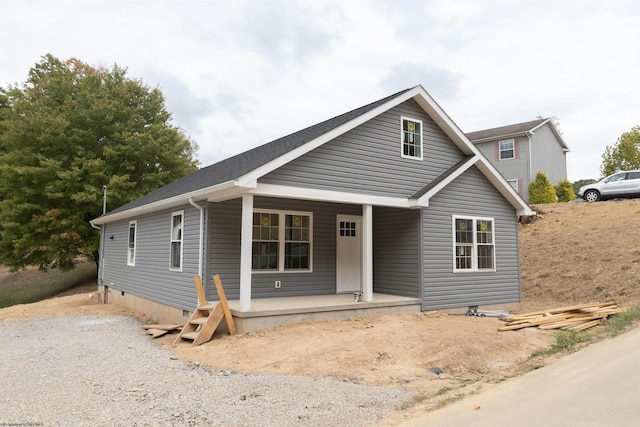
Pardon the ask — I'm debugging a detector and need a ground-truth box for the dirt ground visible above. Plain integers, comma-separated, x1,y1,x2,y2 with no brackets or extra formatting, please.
2,198,639,424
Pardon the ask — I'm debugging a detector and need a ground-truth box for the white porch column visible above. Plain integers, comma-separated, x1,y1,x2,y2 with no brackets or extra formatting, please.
362,204,373,302
240,194,253,311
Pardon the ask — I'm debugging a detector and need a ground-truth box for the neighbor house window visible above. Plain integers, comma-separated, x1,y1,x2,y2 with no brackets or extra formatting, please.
499,139,514,160
401,117,423,160
252,210,312,272
453,216,495,272
170,211,183,271
127,221,137,266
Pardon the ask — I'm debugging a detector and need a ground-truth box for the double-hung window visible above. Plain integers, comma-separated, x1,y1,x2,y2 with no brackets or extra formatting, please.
453,216,495,272
499,139,514,160
252,210,312,272
401,117,423,160
127,221,137,266
170,211,183,271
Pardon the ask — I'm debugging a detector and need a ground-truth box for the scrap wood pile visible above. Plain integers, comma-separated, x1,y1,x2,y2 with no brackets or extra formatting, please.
498,302,625,332
143,324,182,338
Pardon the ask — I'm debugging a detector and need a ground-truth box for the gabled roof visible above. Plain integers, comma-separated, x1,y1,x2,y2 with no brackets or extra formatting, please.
101,88,413,217
92,85,534,225
466,118,569,151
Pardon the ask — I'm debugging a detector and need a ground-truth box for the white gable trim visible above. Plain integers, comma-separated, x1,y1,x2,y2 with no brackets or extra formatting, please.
415,156,479,206
531,119,570,151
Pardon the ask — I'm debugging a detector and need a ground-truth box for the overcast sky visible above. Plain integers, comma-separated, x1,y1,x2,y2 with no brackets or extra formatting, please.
2,0,639,181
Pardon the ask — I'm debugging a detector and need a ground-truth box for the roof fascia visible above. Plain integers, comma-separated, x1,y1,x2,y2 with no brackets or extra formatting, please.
91,180,244,225
409,87,533,214
471,132,531,143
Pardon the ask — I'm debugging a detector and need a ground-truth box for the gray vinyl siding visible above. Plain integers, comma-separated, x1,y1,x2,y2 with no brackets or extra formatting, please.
422,166,521,311
530,124,568,185
260,99,465,197
475,136,531,201
101,204,203,311
372,207,420,297
207,197,361,300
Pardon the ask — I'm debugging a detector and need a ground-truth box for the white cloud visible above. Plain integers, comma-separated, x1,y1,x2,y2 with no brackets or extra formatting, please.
2,0,639,180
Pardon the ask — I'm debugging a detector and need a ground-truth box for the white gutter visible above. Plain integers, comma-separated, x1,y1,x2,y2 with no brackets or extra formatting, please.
188,197,204,279
90,180,239,226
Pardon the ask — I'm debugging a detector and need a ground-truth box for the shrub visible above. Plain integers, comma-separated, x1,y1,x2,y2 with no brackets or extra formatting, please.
529,172,557,204
555,179,576,202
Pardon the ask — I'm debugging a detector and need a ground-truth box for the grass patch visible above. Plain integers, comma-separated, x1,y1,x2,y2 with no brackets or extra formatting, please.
603,307,640,336
0,262,96,308
530,307,640,359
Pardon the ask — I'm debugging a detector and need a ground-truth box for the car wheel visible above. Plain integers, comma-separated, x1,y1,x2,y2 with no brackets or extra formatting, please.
584,189,600,202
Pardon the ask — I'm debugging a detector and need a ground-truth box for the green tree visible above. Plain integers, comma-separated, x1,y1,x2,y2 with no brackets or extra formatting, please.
572,178,597,196
555,179,576,202
0,55,199,271
528,172,557,204
601,126,640,176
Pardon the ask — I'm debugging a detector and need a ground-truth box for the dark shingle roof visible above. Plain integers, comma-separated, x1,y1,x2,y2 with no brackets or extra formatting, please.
105,87,413,216
466,118,548,142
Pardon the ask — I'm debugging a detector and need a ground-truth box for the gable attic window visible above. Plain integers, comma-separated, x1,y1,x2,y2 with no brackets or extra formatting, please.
127,220,137,266
452,216,495,272
401,117,423,160
499,139,515,160
252,210,312,272
170,211,183,271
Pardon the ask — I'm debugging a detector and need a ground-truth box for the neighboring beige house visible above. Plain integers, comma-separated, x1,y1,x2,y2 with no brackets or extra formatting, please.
467,118,570,202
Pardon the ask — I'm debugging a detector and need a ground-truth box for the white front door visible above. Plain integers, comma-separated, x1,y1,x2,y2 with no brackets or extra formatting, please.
336,215,362,293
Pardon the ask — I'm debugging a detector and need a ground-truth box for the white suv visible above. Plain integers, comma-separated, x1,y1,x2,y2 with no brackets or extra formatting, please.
578,170,640,202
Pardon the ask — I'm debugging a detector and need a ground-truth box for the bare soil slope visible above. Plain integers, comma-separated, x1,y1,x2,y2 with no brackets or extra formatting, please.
1,199,639,424
520,199,640,311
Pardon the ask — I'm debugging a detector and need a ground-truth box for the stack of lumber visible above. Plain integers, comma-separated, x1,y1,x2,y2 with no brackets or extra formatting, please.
498,302,625,332
143,324,182,338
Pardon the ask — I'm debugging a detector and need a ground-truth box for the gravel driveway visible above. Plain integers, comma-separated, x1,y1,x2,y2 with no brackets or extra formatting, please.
0,315,413,426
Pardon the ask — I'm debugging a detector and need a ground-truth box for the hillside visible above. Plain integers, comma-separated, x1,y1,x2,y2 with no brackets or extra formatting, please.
520,198,640,311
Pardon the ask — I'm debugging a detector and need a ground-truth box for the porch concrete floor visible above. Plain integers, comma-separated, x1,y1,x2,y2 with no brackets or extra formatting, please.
226,293,421,318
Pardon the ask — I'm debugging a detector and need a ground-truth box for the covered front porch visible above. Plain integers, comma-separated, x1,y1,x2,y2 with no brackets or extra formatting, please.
226,292,421,333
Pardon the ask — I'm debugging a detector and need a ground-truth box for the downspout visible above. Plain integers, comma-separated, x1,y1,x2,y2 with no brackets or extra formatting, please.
90,186,108,302
189,197,204,279
526,131,534,182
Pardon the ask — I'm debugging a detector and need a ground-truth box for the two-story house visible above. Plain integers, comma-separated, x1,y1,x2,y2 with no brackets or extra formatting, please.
467,118,570,202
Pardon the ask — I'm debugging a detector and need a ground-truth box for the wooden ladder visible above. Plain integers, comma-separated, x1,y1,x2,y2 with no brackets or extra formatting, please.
173,274,236,346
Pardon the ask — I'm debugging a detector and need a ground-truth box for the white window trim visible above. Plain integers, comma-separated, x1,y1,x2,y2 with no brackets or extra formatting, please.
507,179,518,191
170,210,184,272
499,139,515,160
253,209,313,273
127,220,137,266
400,116,424,161
452,215,496,273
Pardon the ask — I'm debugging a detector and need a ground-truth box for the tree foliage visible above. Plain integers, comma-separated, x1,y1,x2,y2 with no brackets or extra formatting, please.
555,179,576,202
0,55,199,271
528,172,557,204
572,178,597,196
601,126,640,177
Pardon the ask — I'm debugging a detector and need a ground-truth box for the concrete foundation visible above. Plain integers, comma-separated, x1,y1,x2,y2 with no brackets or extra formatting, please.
101,287,518,333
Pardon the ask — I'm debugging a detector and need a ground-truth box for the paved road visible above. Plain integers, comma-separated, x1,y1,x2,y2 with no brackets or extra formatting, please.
400,326,640,427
